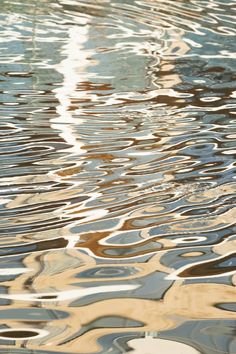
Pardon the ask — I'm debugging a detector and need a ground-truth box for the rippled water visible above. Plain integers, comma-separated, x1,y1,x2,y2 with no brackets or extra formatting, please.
0,0,236,353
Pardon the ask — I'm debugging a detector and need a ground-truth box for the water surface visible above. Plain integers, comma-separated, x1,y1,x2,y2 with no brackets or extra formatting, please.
0,0,236,353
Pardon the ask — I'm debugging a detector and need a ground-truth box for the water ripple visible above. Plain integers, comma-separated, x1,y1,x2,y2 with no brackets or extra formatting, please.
0,0,236,353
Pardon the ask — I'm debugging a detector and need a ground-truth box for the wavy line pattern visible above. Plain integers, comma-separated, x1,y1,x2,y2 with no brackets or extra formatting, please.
0,0,236,353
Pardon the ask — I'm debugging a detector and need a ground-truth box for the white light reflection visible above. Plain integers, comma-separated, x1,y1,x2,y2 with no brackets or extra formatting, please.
51,23,93,158
0,284,139,302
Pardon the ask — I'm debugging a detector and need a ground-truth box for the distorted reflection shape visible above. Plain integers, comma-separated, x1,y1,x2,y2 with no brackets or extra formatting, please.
0,328,48,340
0,284,139,302
1,0,236,353
128,337,201,354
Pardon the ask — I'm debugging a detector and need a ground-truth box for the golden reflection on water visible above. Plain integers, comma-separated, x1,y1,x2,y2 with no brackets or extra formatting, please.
0,0,236,353
0,244,235,352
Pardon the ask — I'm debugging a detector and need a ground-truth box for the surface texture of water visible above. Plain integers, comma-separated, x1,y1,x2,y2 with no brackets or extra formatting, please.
0,0,236,353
